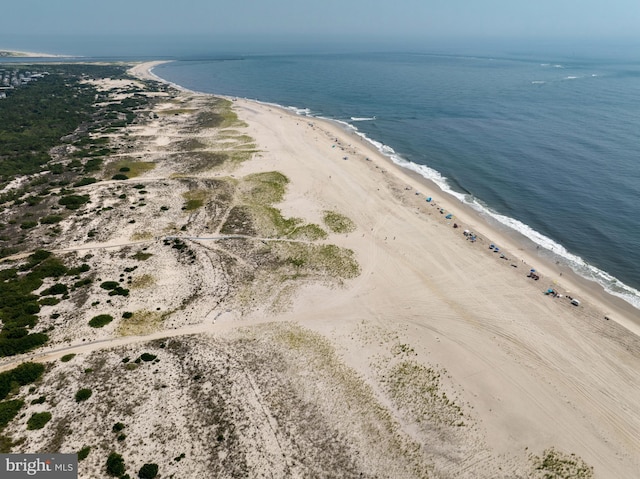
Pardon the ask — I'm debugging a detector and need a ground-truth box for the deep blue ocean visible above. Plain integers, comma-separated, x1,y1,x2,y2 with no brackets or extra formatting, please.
153,53,640,309
2,35,638,310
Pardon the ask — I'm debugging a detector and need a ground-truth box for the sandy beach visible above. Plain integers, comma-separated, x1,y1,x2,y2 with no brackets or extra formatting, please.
129,62,640,476
230,94,640,471
2,61,638,478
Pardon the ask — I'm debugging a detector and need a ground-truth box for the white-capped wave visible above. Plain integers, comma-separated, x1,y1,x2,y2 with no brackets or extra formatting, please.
531,80,546,84
347,119,640,309
350,116,376,121
564,76,578,80
285,106,313,116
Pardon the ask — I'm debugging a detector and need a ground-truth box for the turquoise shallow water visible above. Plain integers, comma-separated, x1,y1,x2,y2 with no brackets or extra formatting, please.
154,53,640,309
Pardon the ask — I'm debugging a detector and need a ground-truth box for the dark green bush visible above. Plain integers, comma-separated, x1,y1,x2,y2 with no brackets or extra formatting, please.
73,278,92,288
73,177,97,187
88,314,113,328
75,388,92,402
111,174,128,181
106,452,125,477
112,422,125,432
0,399,24,429
41,283,68,296
78,446,91,461
138,463,158,479
100,281,119,290
0,363,46,400
27,411,51,430
30,395,46,405
39,297,60,306
58,194,90,210
60,354,75,362
139,353,156,362
20,221,38,230
108,287,129,297
40,215,64,224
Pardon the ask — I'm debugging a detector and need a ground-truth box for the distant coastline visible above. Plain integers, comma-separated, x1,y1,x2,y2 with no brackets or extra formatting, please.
0,49,64,58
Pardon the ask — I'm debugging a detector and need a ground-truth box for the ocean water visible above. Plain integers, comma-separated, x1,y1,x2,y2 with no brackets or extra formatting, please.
153,53,640,310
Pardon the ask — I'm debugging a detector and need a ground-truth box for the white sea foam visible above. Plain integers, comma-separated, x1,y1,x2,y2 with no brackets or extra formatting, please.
531,81,546,84
350,116,376,121
285,105,313,116
564,76,578,80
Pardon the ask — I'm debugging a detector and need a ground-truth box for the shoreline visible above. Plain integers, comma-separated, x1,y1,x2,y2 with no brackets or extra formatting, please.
140,61,639,336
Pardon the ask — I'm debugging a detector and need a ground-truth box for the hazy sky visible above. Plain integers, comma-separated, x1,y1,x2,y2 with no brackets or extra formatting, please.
3,0,640,38
2,0,639,56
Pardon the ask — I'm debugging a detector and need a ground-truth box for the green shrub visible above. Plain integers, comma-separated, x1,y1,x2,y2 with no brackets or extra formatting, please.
106,452,125,476
78,446,91,461
39,297,60,306
30,395,46,405
58,194,90,210
73,278,92,288
138,463,158,479
0,363,46,400
41,283,68,296
73,177,97,187
112,422,125,432
122,312,133,319
100,281,119,290
139,353,156,362
0,399,24,429
108,287,129,297
75,388,92,402
40,215,64,225
60,354,75,362
20,221,38,230
27,411,51,430
88,314,113,328
111,174,128,181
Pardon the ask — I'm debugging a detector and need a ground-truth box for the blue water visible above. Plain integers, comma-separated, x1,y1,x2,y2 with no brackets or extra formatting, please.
153,53,640,309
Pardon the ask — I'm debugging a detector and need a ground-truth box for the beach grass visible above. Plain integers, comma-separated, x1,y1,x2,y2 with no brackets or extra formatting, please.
105,160,155,179
323,210,356,234
117,310,163,336
182,190,209,211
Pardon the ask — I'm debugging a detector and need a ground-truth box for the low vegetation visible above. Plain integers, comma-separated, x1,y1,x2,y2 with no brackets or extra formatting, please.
530,448,594,479
75,388,92,402
323,210,356,233
88,314,114,328
26,411,52,430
